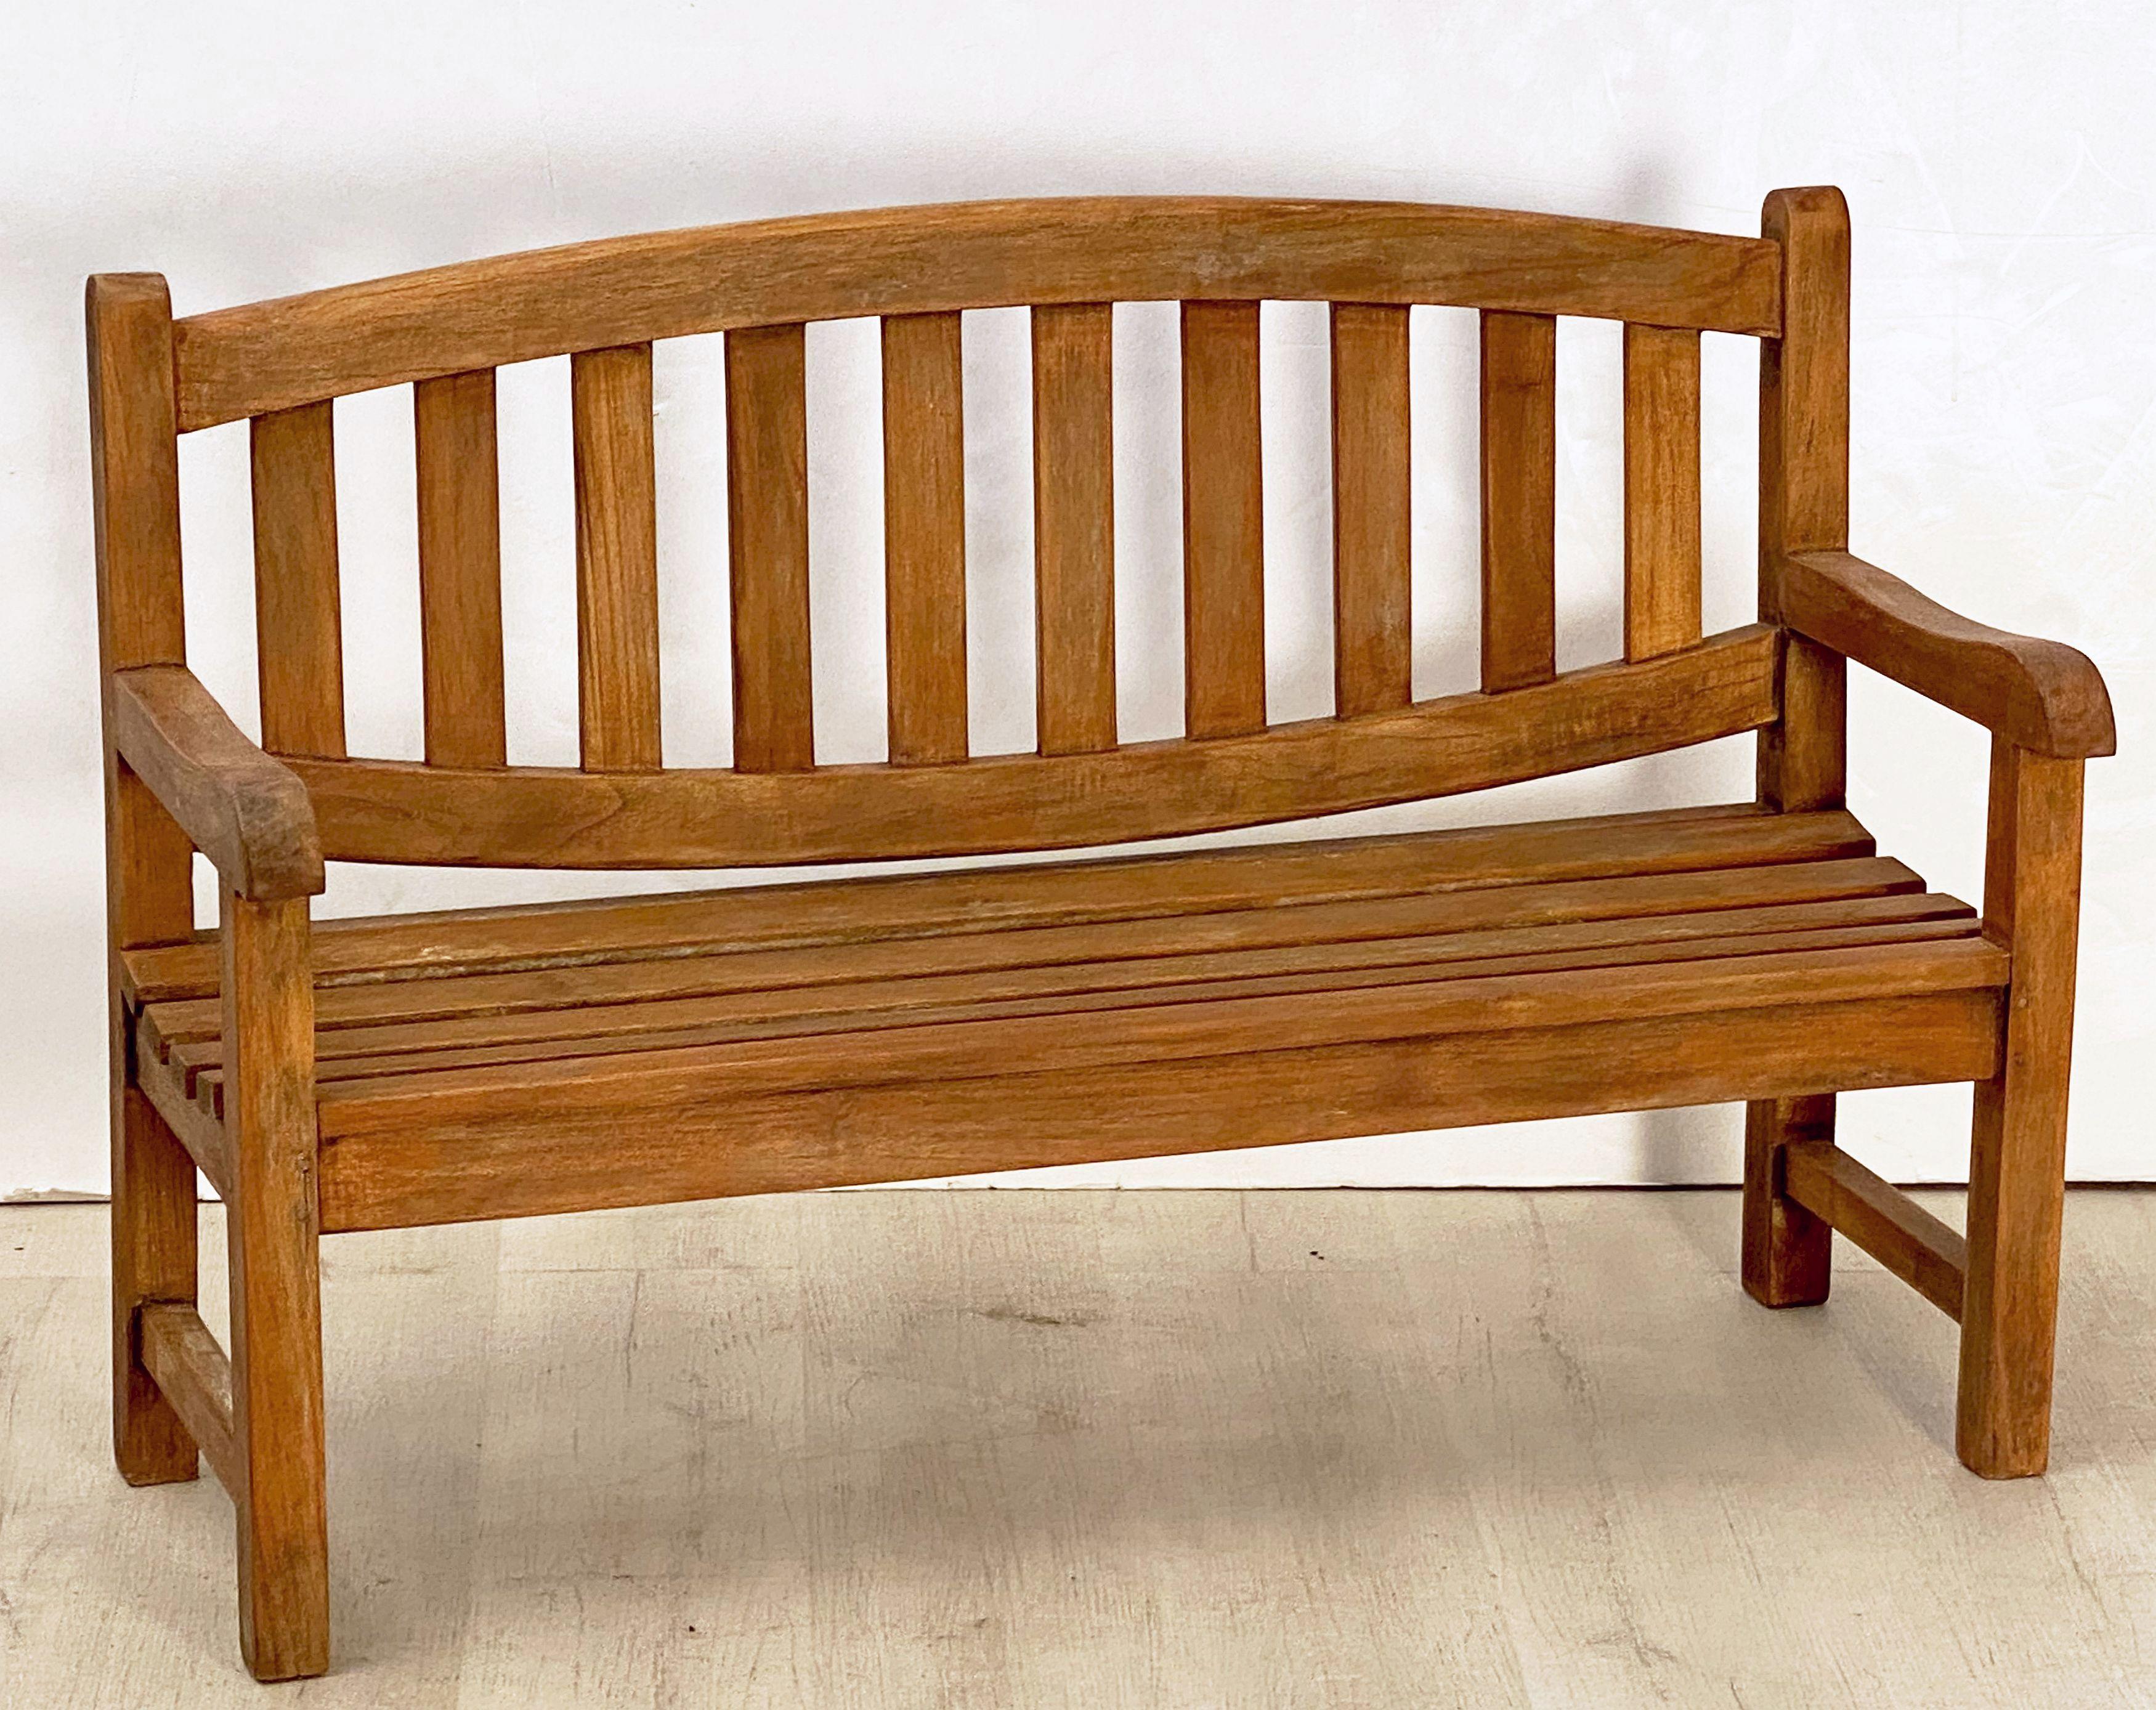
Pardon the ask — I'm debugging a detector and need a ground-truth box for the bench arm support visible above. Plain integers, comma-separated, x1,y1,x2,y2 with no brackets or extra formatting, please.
109,665,324,901
1780,550,2115,760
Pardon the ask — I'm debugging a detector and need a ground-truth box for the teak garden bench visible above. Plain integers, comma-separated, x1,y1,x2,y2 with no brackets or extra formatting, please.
89,189,2113,1680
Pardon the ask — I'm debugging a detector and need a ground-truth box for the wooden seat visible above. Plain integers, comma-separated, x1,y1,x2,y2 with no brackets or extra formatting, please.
88,188,2112,1679
121,803,2004,1232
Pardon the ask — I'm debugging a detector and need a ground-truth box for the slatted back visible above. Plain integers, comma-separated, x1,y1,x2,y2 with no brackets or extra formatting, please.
136,195,1834,869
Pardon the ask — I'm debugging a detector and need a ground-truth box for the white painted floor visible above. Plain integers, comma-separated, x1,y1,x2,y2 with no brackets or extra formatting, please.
2,1188,2151,1706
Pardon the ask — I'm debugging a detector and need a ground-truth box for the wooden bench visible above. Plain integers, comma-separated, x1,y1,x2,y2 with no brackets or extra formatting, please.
89,189,2113,1680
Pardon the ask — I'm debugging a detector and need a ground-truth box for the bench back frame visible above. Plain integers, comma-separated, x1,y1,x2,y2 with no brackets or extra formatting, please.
92,190,1850,880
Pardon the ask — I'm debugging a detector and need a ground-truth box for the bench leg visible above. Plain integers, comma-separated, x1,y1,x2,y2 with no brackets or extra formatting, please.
1741,1095,1833,1307
224,894,330,1679
1956,745,2083,1479
1956,1070,2069,1477
113,1070,200,1485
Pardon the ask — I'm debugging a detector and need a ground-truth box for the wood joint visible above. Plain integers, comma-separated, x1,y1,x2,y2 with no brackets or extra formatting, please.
1783,1139,1966,1319
138,1302,239,1496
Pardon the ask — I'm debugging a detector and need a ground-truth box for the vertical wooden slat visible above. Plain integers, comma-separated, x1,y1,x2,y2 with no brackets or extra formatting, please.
1331,302,1412,717
1032,302,1117,755
87,274,200,1490
222,893,328,1680
249,403,345,758
1958,742,2085,1478
1621,323,1703,662
571,343,662,771
1757,185,1851,813
882,313,968,764
1181,300,1265,737
726,323,815,772
415,370,506,767
1478,309,1557,693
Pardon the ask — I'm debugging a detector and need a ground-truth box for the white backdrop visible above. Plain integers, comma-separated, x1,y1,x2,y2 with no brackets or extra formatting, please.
2,1,2147,1196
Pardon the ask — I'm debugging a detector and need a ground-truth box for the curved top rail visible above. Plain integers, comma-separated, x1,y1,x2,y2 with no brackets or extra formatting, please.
171,196,1781,430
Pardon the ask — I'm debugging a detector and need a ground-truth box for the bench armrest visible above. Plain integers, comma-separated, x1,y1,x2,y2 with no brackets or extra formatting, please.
1780,551,2115,760
109,665,325,901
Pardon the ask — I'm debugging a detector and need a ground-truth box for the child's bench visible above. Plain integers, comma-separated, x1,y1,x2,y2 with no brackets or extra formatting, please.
89,189,2113,1680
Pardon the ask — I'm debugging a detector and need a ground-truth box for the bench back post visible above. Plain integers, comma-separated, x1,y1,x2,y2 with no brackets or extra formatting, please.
1757,186,1851,813
87,274,195,953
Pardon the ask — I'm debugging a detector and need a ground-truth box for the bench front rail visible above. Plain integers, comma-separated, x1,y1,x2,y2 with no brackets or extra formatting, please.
86,189,2112,1681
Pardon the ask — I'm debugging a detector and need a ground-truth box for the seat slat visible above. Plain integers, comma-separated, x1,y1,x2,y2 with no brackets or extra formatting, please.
1330,303,1412,716
145,854,1934,1048
882,312,968,764
173,912,1981,1092
1623,323,1704,660
571,342,663,771
121,803,1877,1001
414,369,507,766
210,897,1981,1076
726,323,814,771
196,934,2005,1123
249,401,345,758
1032,302,1117,755
1181,300,1266,737
1478,309,1557,692
304,936,2008,1112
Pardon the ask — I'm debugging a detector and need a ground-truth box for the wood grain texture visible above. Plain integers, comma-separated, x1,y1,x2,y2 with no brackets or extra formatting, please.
139,1303,239,1496
108,666,323,901
1783,1139,1968,1319
314,993,1998,1232
1621,323,1702,662
1958,744,2085,1478
572,344,662,772
414,370,507,768
110,1082,200,1485
725,323,814,772
1744,197,1855,1340
1782,550,2114,760
221,893,329,1679
249,402,346,758
1741,1094,1834,1308
136,851,1952,1066
87,275,188,673
145,865,1951,1069
1478,310,1557,693
221,937,2007,1117
1331,303,1412,716
163,913,1977,1095
133,1011,235,1197
122,803,1879,1002
881,313,968,764
88,273,201,1489
1756,185,1849,813
1181,301,1266,737
1032,302,1117,755
171,198,1785,429
282,627,1781,868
